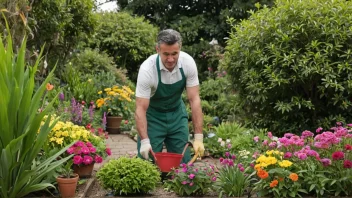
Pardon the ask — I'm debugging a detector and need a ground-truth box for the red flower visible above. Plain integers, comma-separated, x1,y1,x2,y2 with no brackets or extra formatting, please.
86,123,92,129
124,120,129,124
82,101,86,105
332,151,344,160
345,144,352,151
343,160,352,168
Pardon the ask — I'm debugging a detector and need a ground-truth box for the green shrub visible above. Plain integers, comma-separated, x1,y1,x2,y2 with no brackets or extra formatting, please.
97,156,160,195
224,0,352,134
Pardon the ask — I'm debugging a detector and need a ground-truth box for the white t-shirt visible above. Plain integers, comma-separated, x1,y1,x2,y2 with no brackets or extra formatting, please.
136,51,199,99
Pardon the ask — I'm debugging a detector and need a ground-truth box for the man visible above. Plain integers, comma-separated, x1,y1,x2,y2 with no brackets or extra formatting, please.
135,29,204,163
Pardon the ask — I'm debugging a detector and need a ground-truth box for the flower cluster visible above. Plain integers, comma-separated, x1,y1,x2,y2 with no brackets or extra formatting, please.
164,162,216,196
96,85,134,118
67,141,106,165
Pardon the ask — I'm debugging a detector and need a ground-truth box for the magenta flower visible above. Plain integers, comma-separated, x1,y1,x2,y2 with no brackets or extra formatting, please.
262,140,268,146
343,160,352,168
75,141,85,147
345,144,352,151
181,181,187,185
225,152,230,157
89,147,96,153
189,182,194,186
94,155,103,163
332,151,344,160
320,158,331,166
73,155,83,165
212,176,216,181
239,167,245,172
268,132,273,139
301,130,314,139
189,174,195,179
227,143,232,149
182,167,188,173
67,147,74,154
106,148,112,155
86,142,93,147
316,127,323,133
284,152,292,158
83,155,93,165
81,146,90,155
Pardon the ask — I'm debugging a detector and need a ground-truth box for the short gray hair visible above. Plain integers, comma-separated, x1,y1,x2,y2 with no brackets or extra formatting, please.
157,29,182,47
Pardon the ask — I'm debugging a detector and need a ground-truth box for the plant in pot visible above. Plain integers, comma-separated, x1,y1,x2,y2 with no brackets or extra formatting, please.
96,85,134,134
97,156,160,195
67,140,105,178
56,161,79,198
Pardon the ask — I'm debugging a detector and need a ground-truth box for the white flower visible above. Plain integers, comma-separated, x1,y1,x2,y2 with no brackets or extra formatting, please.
220,141,225,147
272,136,279,141
209,38,218,45
217,138,222,143
226,139,231,143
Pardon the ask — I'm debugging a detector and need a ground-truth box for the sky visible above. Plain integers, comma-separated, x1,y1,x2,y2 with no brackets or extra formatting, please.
97,0,118,11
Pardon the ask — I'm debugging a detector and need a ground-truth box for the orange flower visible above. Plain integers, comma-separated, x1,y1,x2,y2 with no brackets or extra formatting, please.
270,180,278,188
257,169,269,179
46,83,54,91
289,173,298,182
278,177,284,182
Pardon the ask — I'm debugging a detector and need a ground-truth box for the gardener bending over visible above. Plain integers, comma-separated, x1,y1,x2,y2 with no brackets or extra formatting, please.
135,29,204,163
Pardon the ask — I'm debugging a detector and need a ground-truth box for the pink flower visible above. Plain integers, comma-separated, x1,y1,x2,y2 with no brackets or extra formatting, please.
75,141,85,147
81,146,90,155
253,136,259,142
301,130,314,139
347,124,352,127
181,181,187,185
212,176,216,181
86,142,93,147
268,132,273,139
189,182,194,186
89,147,96,153
67,147,74,154
239,167,245,172
231,154,236,160
189,174,195,179
284,152,292,158
106,148,112,156
225,152,230,157
227,143,232,149
262,140,268,146
316,127,323,133
345,144,352,151
320,158,331,166
332,151,344,160
182,167,188,172
343,160,352,168
83,155,93,165
73,155,83,165
94,155,103,163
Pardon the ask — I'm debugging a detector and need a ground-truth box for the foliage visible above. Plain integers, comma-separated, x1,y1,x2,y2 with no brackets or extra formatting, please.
164,163,216,196
89,11,158,81
57,161,74,178
214,152,256,197
67,48,128,82
97,156,160,195
0,27,72,197
96,85,134,118
224,0,352,134
204,136,231,158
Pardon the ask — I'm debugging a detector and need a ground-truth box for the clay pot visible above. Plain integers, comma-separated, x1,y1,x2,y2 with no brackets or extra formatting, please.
73,163,94,178
56,174,79,198
106,116,123,134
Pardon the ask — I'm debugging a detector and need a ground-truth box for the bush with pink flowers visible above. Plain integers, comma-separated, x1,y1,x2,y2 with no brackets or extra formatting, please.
164,162,217,196
67,141,109,166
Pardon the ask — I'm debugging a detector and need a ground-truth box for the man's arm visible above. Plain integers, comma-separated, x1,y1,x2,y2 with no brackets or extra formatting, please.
135,97,150,140
186,85,203,134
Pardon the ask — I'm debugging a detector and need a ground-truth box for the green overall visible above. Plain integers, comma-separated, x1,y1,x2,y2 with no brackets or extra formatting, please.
137,55,191,163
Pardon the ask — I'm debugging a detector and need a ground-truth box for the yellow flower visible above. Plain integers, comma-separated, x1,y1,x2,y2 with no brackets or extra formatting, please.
55,138,63,145
62,131,69,137
104,88,111,92
55,131,62,138
96,98,105,108
278,160,293,168
50,137,56,142
88,79,92,82
98,91,102,94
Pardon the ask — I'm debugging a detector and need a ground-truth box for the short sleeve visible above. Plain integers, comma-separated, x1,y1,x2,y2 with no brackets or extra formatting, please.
185,57,199,87
136,68,153,99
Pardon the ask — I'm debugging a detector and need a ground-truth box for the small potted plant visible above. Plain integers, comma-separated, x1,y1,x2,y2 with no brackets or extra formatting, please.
56,161,79,198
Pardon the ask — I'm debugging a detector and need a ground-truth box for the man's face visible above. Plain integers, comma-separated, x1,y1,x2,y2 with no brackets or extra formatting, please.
156,43,181,71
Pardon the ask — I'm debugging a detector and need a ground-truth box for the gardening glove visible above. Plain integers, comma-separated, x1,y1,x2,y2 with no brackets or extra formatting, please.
193,134,205,157
140,138,152,160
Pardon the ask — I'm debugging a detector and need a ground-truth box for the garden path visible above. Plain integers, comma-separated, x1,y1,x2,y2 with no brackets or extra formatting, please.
93,134,137,171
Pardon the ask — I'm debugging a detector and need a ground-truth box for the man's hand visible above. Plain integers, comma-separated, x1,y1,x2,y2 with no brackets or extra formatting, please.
140,138,152,160
193,134,205,156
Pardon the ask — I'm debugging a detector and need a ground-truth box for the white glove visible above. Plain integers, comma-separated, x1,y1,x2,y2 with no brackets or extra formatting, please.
193,134,205,156
140,138,152,160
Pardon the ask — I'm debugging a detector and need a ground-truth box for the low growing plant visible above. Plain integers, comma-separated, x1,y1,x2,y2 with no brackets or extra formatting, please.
164,162,216,196
97,156,160,195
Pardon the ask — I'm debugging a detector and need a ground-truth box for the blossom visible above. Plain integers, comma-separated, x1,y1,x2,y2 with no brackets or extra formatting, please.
284,152,292,159
46,83,54,91
270,180,278,188
345,144,352,151
257,169,269,179
81,146,90,155
73,155,83,165
189,174,195,179
278,160,293,168
316,127,323,133
83,155,93,165
253,136,259,142
59,92,65,101
181,181,187,185
106,148,112,155
332,151,344,160
189,182,194,186
289,173,298,182
320,158,331,166
268,132,273,139
343,160,352,168
212,176,216,181
94,155,103,163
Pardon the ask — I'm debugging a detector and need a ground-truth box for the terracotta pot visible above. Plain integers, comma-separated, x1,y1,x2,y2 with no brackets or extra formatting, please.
73,163,94,178
106,116,123,134
56,174,79,198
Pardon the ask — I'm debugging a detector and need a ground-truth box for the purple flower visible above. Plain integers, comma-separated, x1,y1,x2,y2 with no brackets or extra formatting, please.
59,92,65,101
189,174,195,179
320,158,331,166
225,152,230,157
